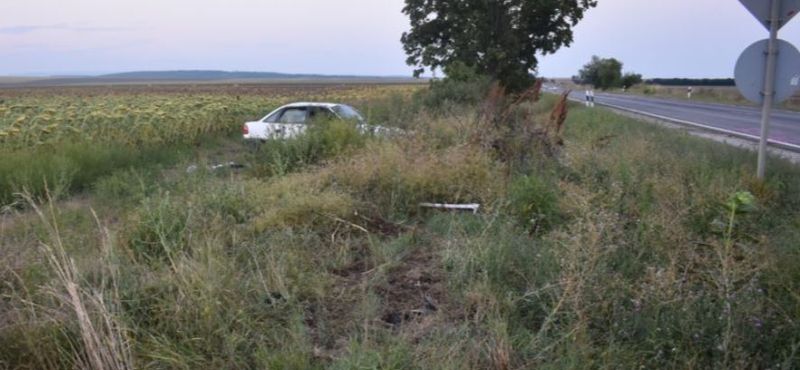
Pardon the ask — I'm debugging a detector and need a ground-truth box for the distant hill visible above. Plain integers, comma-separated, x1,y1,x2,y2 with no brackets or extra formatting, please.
101,70,378,80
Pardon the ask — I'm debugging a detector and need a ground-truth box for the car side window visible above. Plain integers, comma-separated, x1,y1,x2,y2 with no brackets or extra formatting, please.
263,109,283,123
278,107,307,124
308,107,336,123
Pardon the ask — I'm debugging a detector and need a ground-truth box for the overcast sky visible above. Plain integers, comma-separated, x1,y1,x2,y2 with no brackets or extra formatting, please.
1,0,798,78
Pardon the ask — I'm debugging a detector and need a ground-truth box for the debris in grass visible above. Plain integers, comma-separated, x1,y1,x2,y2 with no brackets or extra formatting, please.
211,162,245,170
419,202,480,214
423,296,438,312
264,292,286,307
383,311,404,325
375,248,445,328
382,297,439,326
593,134,619,149
186,162,245,173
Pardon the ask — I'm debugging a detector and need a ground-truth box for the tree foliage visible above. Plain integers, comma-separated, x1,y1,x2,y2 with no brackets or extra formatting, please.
576,55,641,90
622,72,643,88
401,0,597,92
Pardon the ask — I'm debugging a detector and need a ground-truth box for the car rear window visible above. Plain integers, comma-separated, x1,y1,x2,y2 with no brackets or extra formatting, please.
263,110,283,123
332,105,364,121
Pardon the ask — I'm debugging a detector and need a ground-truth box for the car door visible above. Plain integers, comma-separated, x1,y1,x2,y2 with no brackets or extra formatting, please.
271,106,308,138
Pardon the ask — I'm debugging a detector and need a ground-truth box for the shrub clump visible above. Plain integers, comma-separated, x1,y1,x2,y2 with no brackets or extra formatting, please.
123,192,194,266
415,62,493,110
330,141,503,216
508,174,562,234
247,176,356,232
249,120,369,178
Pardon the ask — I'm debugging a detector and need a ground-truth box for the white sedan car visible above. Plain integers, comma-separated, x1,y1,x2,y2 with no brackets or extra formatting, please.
243,102,386,140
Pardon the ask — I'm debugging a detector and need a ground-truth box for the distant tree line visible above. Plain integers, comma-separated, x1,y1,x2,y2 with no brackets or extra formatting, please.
573,56,736,89
645,78,735,86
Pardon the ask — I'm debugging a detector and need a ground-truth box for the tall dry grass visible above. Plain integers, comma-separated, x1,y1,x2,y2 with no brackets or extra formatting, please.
3,193,134,370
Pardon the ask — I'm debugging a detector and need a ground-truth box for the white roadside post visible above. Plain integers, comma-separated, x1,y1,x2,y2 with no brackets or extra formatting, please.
590,90,595,108
756,0,781,179
585,89,590,107
687,86,693,99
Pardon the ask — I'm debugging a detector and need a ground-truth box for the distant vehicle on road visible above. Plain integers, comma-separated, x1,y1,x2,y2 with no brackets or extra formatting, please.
243,102,389,140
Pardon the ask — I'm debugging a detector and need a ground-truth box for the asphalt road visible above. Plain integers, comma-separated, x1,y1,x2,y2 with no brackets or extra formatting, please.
554,88,800,147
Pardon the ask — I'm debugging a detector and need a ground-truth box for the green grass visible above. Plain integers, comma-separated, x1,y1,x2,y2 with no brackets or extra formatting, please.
560,81,800,111
623,84,800,111
1,86,799,370
0,136,237,207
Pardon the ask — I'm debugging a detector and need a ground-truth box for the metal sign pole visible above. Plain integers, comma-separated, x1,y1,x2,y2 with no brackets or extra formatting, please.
756,0,781,179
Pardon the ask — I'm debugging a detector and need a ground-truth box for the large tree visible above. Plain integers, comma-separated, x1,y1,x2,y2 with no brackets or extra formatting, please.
576,55,641,90
401,0,597,91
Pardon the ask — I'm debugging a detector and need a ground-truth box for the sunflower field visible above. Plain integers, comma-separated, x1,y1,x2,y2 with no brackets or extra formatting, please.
0,84,418,149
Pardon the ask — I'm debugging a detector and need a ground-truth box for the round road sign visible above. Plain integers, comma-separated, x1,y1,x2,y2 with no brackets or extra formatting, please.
735,38,800,105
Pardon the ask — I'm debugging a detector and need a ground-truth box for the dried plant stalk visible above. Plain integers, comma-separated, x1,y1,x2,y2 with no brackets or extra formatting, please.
548,90,570,137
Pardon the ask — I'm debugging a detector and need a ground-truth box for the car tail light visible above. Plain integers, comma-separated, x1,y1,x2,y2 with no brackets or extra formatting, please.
242,124,249,135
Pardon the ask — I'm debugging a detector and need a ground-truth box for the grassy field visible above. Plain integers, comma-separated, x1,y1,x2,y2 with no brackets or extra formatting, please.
1,82,799,370
626,84,800,111
620,84,799,111
0,77,46,85
551,78,800,111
